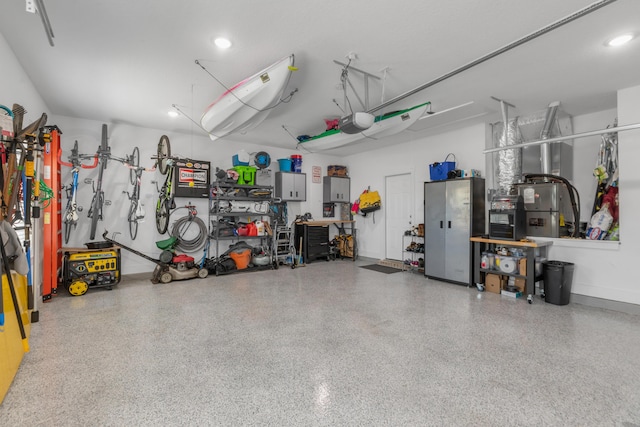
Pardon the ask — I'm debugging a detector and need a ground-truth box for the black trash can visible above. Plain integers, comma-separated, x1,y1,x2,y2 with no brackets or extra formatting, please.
542,260,575,305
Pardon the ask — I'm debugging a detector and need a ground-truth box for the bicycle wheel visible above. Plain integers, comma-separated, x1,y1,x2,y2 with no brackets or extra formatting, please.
129,146,140,185
128,200,139,240
157,135,171,175
156,197,171,234
89,191,102,240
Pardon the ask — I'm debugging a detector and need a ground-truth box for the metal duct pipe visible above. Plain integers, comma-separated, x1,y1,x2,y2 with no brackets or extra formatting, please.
483,122,640,154
540,101,560,176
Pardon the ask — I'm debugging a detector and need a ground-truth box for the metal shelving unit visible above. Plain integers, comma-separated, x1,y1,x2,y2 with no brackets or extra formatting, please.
208,181,278,275
402,233,424,273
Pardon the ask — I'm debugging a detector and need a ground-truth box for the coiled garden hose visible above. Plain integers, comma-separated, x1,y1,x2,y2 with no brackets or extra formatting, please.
170,215,208,252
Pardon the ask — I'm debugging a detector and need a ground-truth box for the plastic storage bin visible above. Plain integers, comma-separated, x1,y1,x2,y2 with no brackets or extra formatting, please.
542,260,575,305
429,161,456,181
232,166,257,185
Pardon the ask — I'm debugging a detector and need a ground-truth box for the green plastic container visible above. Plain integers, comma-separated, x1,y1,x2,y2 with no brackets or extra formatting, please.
232,166,257,185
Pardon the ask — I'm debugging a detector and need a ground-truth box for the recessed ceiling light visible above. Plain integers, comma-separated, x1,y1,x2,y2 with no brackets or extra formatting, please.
168,111,179,118
606,33,634,47
214,37,232,49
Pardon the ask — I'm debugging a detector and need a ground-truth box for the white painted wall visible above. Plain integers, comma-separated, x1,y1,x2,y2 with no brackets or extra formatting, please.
0,34,50,123
345,123,488,259
50,115,344,273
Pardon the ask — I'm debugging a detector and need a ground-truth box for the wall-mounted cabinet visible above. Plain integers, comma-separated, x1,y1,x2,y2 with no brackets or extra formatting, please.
323,176,350,203
275,172,306,201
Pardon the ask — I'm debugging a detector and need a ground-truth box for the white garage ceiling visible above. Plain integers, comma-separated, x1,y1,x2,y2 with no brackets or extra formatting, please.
0,0,639,154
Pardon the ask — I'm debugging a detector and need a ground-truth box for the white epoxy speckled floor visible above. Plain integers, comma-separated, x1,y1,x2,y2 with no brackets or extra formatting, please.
2,259,640,426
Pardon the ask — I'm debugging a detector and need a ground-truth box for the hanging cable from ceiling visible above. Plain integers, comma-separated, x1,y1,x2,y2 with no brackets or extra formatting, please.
194,60,298,112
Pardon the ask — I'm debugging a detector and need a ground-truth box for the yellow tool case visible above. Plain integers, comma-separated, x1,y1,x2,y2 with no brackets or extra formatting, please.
62,247,121,296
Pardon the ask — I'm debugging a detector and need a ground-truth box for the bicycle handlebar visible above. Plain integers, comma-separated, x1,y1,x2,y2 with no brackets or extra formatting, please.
58,148,99,169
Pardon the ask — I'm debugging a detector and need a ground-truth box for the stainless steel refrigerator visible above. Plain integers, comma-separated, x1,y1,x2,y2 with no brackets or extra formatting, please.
424,178,485,285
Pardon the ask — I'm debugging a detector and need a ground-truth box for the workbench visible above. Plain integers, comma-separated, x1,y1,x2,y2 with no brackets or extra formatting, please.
470,237,553,304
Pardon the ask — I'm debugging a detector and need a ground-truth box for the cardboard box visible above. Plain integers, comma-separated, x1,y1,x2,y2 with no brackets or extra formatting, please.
501,289,522,298
518,258,527,276
485,274,505,294
328,165,348,176
514,277,526,293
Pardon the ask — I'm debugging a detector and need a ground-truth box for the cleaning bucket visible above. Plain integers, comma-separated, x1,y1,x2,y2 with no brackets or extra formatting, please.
291,154,302,173
278,158,292,172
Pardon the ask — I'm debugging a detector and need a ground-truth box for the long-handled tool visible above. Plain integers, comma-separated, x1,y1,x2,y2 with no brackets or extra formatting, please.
0,226,29,352
291,236,306,269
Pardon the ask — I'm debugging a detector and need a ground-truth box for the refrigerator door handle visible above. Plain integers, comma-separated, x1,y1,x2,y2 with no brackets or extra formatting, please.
448,221,452,229
440,220,443,229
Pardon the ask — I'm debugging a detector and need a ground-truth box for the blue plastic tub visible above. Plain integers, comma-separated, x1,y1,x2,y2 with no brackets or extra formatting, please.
278,158,292,172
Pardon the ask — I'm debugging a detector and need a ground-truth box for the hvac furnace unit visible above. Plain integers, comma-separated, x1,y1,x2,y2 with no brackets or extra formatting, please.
515,182,569,238
424,177,485,285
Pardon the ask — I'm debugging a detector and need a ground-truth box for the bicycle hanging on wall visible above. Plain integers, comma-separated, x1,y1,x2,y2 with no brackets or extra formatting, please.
86,124,112,240
58,140,98,244
123,146,155,240
153,135,175,235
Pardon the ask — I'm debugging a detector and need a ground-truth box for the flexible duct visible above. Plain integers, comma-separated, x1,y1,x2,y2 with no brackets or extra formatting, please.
493,102,522,194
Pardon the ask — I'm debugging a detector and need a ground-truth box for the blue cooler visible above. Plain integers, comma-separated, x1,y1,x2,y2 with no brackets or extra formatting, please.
232,154,250,166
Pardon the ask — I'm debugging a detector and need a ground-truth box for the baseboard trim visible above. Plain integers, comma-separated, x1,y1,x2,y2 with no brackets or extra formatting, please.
572,293,640,316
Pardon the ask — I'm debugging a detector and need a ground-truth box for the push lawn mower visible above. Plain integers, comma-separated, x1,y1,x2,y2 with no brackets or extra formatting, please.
102,231,208,283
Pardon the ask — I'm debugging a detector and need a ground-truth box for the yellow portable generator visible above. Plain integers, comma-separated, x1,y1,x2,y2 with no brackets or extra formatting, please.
62,248,121,296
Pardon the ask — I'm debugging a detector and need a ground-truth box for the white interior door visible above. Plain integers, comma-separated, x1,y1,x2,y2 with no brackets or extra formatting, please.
385,173,413,260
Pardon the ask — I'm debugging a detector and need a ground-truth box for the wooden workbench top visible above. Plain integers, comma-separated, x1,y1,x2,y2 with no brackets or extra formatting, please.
298,220,355,226
469,236,553,248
